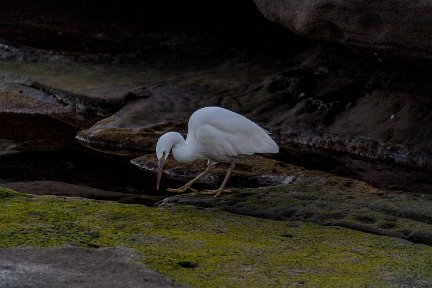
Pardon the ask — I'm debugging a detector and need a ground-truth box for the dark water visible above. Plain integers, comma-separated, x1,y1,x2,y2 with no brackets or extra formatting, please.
0,149,157,195
280,145,432,194
1,113,431,206
0,113,187,204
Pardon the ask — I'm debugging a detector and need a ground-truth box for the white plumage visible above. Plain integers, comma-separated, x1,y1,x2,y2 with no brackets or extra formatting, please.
156,106,279,197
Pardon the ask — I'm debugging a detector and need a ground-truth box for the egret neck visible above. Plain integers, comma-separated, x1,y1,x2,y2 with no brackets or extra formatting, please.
172,134,201,163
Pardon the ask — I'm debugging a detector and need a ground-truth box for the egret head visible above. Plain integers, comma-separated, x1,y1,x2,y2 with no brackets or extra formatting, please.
155,132,182,190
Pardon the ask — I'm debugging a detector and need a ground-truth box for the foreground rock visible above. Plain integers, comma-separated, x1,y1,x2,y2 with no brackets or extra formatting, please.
4,181,164,205
1,187,432,287
253,0,432,58
0,246,184,288
159,175,432,246
134,152,432,245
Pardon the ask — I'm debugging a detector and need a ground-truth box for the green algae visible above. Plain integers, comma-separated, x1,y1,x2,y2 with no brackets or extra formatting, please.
1,187,432,287
167,182,432,246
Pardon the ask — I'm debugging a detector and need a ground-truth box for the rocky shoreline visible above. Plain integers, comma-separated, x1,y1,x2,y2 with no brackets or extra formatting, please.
1,1,432,286
2,187,432,287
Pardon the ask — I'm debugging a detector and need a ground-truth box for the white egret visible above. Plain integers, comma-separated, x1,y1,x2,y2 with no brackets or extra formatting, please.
156,106,279,197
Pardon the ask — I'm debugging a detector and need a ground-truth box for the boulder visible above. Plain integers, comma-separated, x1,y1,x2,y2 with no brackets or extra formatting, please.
253,0,432,58
0,246,184,288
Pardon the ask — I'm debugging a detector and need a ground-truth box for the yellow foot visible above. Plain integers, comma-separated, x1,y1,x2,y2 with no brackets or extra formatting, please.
166,186,197,193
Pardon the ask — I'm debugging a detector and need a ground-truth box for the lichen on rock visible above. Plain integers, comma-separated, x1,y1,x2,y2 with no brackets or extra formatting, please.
1,187,432,287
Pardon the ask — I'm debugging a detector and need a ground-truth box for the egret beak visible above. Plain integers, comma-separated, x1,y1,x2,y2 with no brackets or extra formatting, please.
157,157,165,191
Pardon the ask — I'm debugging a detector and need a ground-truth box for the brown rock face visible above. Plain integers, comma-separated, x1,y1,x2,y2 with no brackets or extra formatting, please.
253,0,432,58
76,46,432,170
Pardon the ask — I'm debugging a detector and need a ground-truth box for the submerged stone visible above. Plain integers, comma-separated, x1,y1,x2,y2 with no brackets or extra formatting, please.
3,181,164,206
132,154,311,188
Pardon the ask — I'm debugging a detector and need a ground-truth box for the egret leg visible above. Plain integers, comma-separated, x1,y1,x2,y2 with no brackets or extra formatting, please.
166,163,213,193
201,162,235,198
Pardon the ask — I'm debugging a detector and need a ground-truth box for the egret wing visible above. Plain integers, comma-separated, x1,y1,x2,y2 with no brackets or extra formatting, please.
190,108,278,159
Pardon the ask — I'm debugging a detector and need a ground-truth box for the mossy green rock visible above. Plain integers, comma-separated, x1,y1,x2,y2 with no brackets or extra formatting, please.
160,180,432,246
1,187,432,287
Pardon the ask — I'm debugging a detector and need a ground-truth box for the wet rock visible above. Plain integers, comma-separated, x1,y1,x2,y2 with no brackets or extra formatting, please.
132,154,308,189
75,56,324,157
75,45,432,171
0,139,20,155
253,0,432,58
0,57,193,155
0,43,67,62
75,60,281,156
76,96,190,156
0,42,142,64
0,246,184,288
0,0,430,174
1,1,428,176
0,41,232,118
278,126,432,170
0,68,118,154
0,65,144,116
0,82,71,114
3,181,164,205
